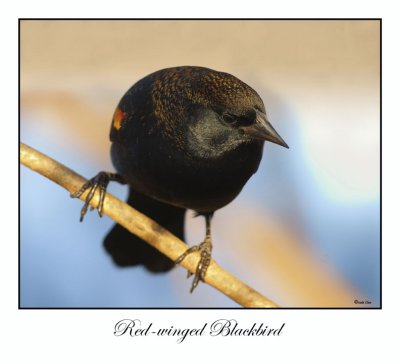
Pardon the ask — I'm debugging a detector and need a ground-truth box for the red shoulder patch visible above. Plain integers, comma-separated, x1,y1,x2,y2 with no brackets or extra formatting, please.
112,107,126,130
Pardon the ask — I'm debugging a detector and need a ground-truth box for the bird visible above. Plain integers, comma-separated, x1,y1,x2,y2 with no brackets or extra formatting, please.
71,66,288,292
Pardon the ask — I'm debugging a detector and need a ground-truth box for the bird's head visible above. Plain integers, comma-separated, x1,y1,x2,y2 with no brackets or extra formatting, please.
214,104,289,149
179,67,289,155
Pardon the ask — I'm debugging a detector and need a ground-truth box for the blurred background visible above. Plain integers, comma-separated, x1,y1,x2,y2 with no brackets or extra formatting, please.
20,20,380,308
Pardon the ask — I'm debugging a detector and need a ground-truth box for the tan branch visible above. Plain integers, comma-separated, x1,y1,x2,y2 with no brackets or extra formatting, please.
20,142,278,308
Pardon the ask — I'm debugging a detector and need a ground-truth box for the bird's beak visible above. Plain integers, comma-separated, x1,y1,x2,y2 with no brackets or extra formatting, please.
241,109,289,149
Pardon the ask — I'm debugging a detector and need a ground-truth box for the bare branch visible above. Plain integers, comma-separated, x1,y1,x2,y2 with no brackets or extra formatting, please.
20,142,278,308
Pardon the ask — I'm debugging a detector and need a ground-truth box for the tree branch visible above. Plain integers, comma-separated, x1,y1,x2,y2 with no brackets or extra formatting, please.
20,142,278,308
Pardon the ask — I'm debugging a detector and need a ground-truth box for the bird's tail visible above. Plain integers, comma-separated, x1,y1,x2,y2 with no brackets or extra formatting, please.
103,188,186,272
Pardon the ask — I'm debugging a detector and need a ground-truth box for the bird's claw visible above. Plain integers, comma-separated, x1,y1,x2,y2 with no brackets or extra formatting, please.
70,172,123,222
175,237,212,293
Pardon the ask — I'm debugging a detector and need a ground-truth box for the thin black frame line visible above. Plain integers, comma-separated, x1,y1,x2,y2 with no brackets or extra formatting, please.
379,19,383,309
18,18,382,21
18,19,22,310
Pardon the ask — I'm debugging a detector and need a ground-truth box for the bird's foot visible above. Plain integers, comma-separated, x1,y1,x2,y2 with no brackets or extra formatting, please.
70,172,125,222
175,236,212,293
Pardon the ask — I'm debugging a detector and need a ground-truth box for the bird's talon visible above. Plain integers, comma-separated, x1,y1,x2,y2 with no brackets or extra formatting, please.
71,172,125,221
174,245,198,265
176,234,212,292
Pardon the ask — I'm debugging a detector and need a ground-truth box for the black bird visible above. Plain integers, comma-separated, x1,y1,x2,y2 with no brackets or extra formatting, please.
72,66,288,292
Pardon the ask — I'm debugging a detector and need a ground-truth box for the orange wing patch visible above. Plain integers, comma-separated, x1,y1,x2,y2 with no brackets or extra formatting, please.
112,107,126,130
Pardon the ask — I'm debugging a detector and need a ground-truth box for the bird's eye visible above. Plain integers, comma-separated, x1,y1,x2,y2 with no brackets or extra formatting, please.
222,112,254,127
222,113,237,124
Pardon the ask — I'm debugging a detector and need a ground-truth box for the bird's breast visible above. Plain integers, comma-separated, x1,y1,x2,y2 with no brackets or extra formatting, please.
111,135,263,213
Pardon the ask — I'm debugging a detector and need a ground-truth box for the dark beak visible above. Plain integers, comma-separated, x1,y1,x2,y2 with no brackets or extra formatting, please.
241,109,289,149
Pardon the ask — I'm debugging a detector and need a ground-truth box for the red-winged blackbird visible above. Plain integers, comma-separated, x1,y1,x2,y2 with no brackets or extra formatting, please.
72,66,288,292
